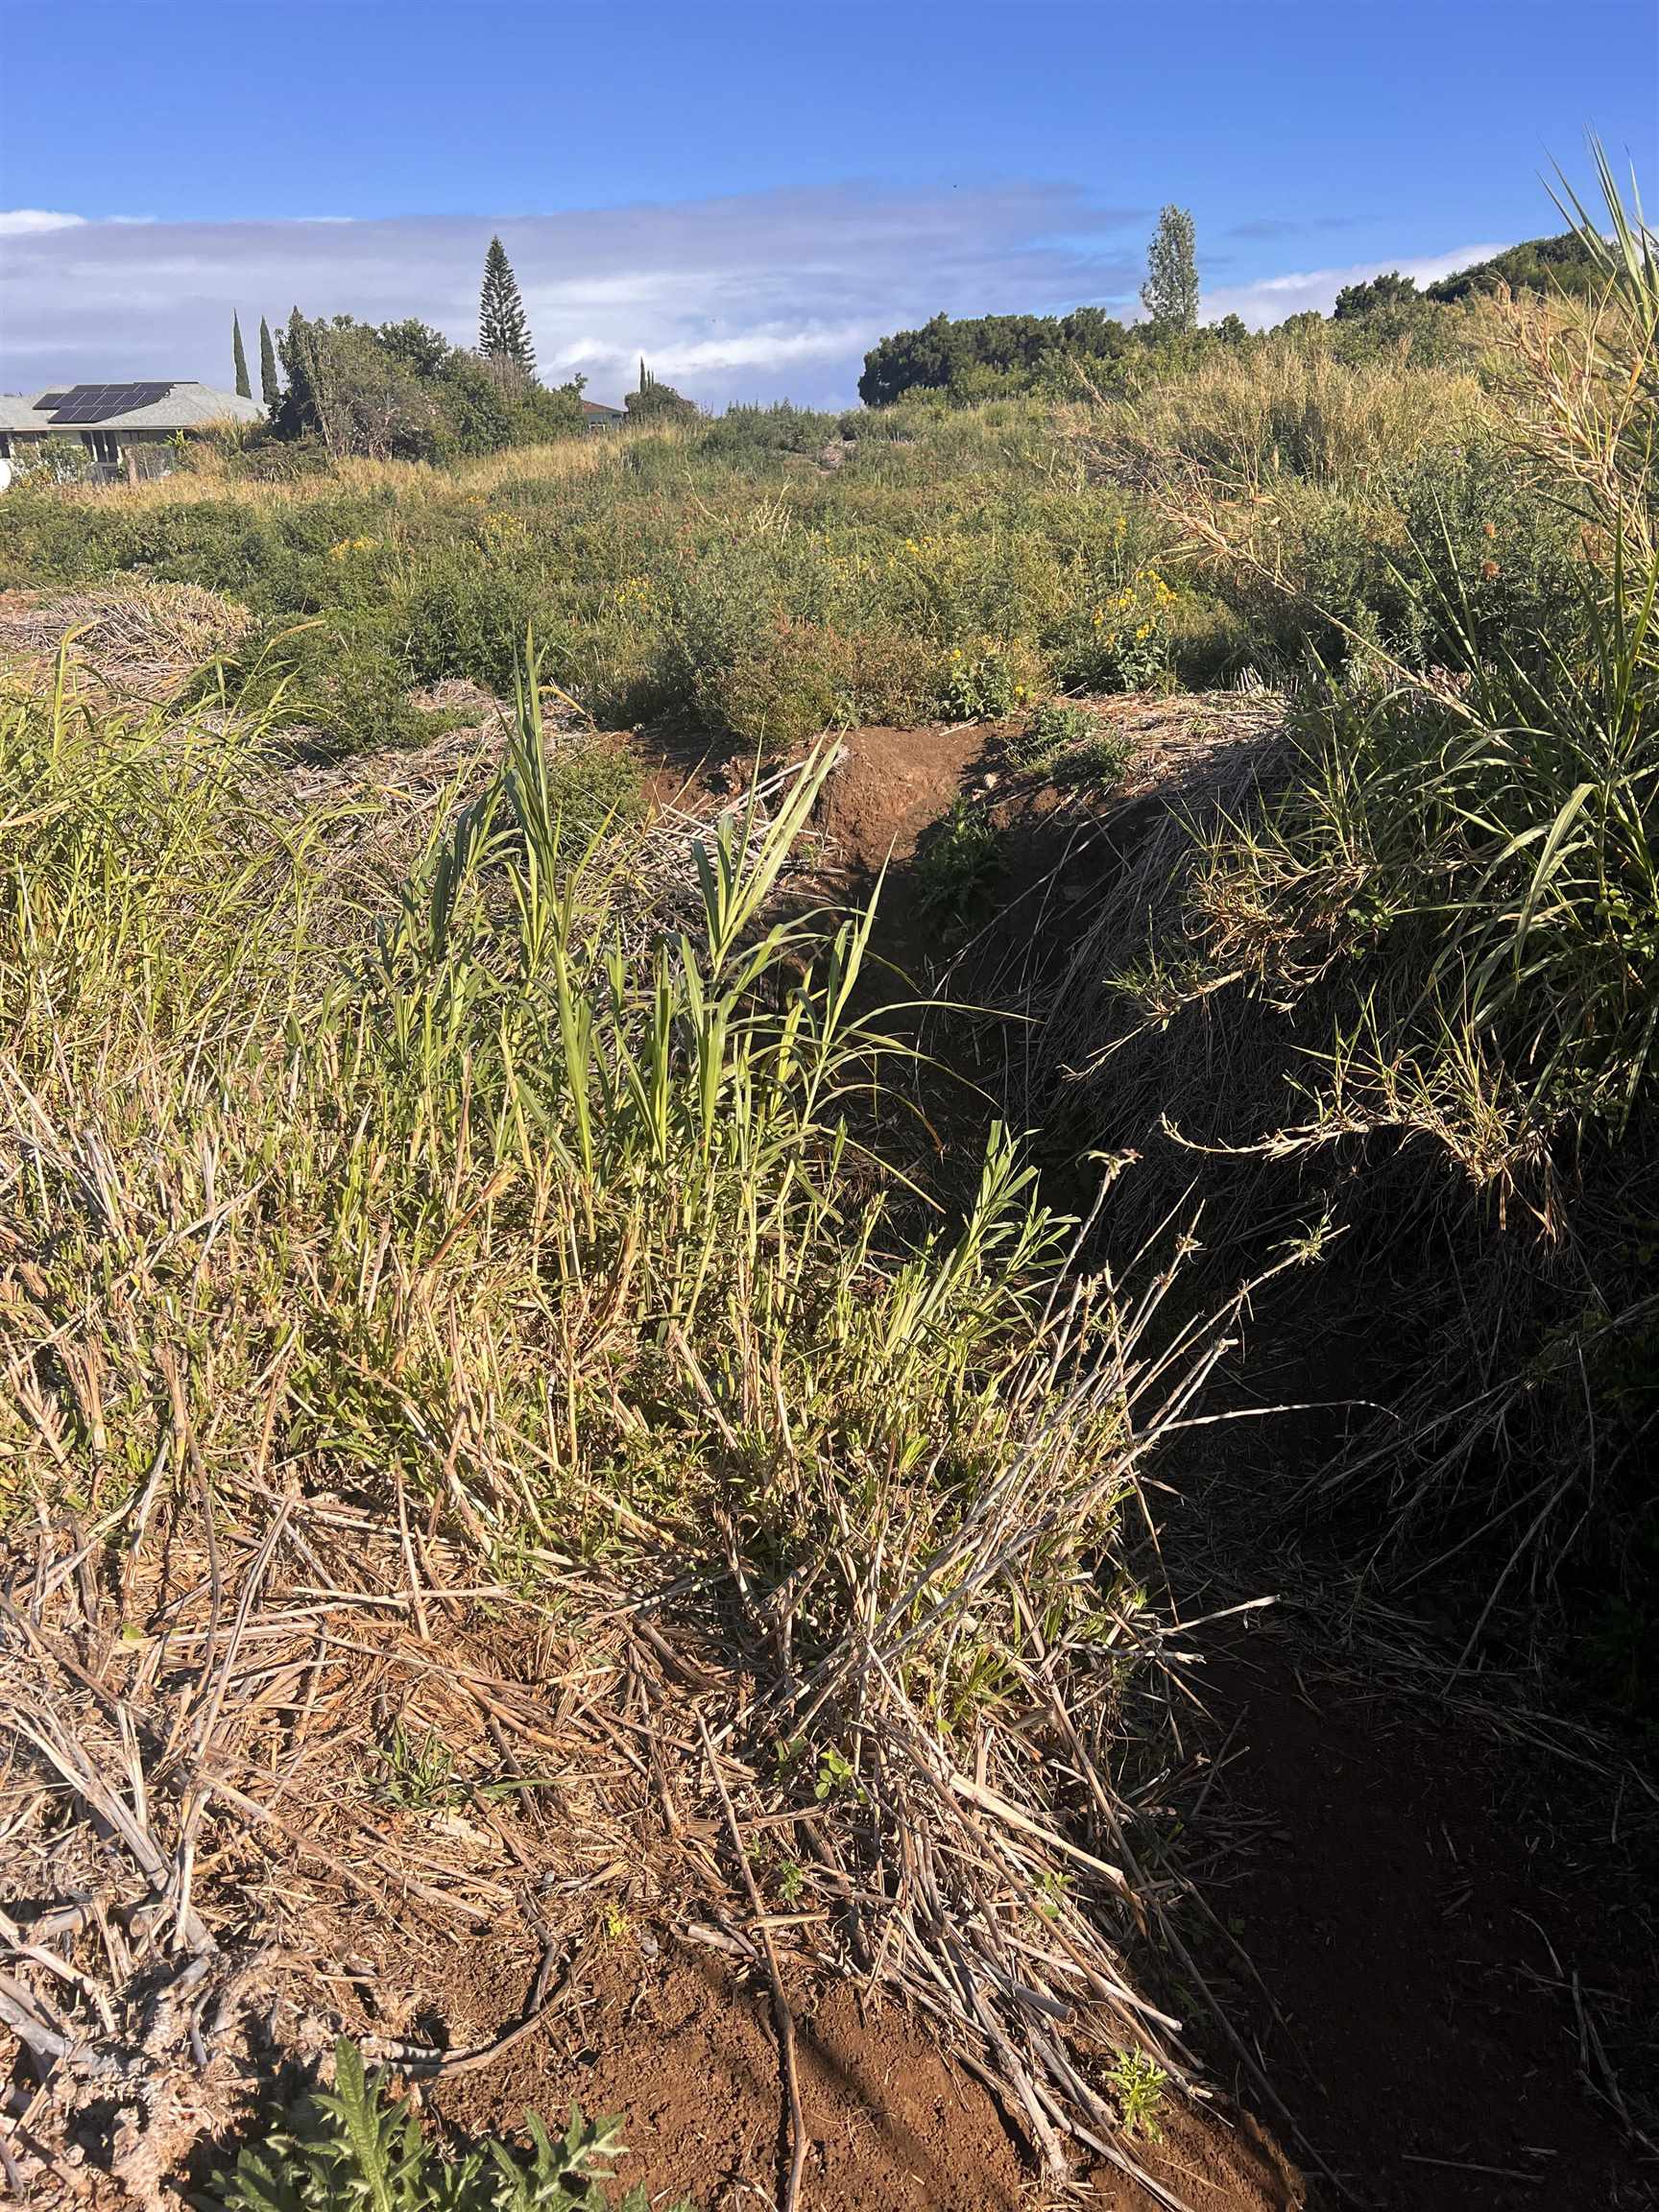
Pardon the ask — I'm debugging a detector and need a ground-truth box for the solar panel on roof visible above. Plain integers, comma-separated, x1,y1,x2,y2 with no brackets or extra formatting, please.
49,381,176,424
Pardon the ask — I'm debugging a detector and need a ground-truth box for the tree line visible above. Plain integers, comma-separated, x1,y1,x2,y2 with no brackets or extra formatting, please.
858,207,1599,407
227,238,695,464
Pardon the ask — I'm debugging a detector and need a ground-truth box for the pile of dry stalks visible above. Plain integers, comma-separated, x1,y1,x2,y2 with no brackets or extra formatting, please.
0,586,255,701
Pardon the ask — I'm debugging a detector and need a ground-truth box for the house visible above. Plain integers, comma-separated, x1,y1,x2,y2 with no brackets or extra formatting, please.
0,381,264,486
580,397,627,429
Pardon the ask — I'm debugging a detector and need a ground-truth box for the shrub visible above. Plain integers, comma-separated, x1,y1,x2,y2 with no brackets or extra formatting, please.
1004,698,1092,769
704,613,854,750
227,431,333,483
541,732,644,842
625,367,698,422
9,436,95,487
1053,726,1135,787
914,797,1003,937
398,545,552,692
844,621,938,725
209,612,423,756
1056,570,1176,692
939,640,1036,721
701,403,842,457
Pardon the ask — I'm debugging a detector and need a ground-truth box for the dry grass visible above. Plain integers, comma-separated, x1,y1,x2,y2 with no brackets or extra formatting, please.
38,419,687,516
0,656,1269,2208
0,583,256,702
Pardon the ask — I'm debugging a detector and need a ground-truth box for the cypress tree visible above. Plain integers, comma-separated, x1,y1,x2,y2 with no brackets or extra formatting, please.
1141,205,1200,334
231,313,252,398
478,237,537,379
258,316,280,409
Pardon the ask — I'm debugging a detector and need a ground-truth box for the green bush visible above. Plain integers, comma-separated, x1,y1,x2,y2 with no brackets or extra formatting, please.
8,436,94,488
1004,698,1092,768
940,642,1035,721
843,621,938,725
705,614,854,750
209,612,423,756
398,544,553,692
701,403,842,457
541,733,645,842
914,797,1003,937
1054,570,1176,693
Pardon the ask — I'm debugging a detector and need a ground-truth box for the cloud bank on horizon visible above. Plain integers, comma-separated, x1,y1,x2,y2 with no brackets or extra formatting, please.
0,185,1508,409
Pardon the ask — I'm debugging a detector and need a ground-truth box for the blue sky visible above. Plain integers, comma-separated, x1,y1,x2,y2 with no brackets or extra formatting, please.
2,0,1654,404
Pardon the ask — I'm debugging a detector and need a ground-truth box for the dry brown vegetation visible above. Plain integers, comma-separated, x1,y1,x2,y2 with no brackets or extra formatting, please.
2,159,1656,2212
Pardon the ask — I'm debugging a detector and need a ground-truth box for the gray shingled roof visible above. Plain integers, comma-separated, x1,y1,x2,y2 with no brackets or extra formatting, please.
0,382,263,432
103,383,264,429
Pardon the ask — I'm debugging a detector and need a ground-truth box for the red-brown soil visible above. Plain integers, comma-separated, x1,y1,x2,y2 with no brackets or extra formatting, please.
430,1931,1300,2212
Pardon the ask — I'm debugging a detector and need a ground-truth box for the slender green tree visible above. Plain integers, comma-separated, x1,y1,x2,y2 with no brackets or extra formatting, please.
625,360,695,421
478,236,537,379
231,313,252,398
1141,205,1199,334
258,316,280,409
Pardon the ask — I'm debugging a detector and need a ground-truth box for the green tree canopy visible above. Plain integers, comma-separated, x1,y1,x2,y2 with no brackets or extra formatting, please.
274,307,583,460
1333,269,1419,321
258,317,280,410
1426,230,1599,303
1142,205,1199,334
857,307,1134,405
231,314,252,399
478,236,537,379
625,361,698,421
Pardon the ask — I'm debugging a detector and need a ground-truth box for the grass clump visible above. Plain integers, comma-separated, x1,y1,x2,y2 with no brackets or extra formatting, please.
1003,700,1135,788
1088,151,1659,1659
1183,157,1659,1170
1006,697,1092,766
204,612,428,756
1,629,1219,2180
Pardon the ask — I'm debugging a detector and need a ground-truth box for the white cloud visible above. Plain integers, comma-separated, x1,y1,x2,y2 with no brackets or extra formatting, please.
4,190,1509,405
554,321,873,387
0,209,85,237
1204,242,1513,328
0,185,1147,408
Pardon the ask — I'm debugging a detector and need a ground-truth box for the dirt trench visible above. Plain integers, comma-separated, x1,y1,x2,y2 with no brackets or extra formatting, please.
6,674,1651,2212
777,705,1659,2210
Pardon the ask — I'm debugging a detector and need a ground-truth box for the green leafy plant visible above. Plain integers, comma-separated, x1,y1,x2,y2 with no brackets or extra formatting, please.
219,2037,690,2210
1061,571,1176,694
1004,699,1091,770
371,1719,462,1811
940,643,1026,721
1053,727,1134,788
914,798,1003,939
1106,2048,1167,2141
812,1744,865,1803
1032,1868,1073,1920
